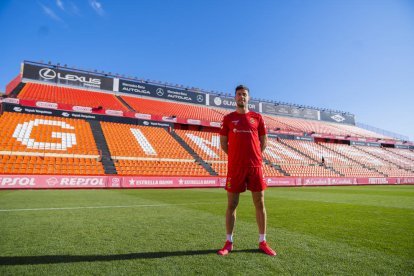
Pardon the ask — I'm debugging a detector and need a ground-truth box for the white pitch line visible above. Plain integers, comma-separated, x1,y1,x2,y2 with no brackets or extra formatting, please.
0,202,222,212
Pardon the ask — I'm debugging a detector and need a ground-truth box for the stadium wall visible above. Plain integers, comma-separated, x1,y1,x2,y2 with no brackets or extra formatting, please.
5,74,22,95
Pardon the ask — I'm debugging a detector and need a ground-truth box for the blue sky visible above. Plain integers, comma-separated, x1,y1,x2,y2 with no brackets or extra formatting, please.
0,0,413,140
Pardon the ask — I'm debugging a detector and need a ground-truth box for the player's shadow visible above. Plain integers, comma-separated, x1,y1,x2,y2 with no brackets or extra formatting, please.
0,249,259,265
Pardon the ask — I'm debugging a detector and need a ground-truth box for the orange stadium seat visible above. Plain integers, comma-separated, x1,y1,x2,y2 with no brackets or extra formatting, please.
18,82,129,111
100,122,209,176
121,95,226,122
0,112,104,175
175,129,228,175
3,81,413,179
174,129,284,176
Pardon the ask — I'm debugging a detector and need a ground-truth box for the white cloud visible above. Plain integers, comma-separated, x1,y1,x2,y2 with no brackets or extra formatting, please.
90,0,105,16
56,0,64,10
39,3,64,22
69,1,81,16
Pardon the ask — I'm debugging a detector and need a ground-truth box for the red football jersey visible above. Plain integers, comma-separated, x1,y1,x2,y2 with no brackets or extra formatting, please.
219,111,267,168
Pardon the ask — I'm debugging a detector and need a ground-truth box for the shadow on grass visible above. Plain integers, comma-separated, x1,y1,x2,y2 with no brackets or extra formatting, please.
0,249,259,265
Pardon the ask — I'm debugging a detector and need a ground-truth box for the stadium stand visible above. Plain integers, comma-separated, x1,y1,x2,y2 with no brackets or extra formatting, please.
175,129,228,176
174,129,283,176
354,146,414,177
386,148,414,161
262,115,302,133
268,115,391,139
276,116,346,136
100,122,210,176
320,143,414,177
121,95,225,122
330,123,391,139
18,82,129,111
1,61,413,183
264,138,313,165
0,112,104,175
263,138,340,176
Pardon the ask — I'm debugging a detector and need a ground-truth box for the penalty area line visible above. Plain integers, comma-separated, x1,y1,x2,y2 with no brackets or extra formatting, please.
0,202,222,212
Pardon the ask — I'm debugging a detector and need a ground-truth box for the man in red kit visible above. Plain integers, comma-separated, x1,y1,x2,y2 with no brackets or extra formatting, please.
217,85,277,256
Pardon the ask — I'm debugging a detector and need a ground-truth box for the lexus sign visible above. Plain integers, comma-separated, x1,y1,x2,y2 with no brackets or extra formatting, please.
39,68,57,80
22,63,113,91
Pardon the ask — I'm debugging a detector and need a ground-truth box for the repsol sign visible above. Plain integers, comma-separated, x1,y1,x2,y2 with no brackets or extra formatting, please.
22,62,114,91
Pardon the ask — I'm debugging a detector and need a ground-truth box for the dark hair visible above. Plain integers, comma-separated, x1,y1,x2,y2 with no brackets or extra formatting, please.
235,84,249,94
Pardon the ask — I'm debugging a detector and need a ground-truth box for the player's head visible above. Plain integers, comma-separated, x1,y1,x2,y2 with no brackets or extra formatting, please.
235,84,249,108
235,84,249,95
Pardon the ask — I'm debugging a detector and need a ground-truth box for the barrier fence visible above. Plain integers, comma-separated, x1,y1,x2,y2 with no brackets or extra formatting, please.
0,175,413,189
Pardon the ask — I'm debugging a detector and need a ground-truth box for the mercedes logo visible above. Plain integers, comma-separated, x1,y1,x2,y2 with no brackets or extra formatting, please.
39,68,57,80
197,95,204,102
156,88,164,97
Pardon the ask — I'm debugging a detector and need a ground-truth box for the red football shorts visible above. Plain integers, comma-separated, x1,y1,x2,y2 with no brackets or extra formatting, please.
225,166,267,193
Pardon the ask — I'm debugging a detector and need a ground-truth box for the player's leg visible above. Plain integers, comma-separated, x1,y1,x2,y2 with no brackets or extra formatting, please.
252,191,276,256
248,166,277,256
218,192,239,255
252,191,266,235
252,191,277,256
226,191,240,238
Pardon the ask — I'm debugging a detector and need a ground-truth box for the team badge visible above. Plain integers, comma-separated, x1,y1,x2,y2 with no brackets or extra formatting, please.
250,118,256,124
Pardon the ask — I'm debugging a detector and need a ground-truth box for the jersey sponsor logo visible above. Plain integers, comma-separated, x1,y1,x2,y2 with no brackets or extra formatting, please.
226,178,231,189
233,128,252,134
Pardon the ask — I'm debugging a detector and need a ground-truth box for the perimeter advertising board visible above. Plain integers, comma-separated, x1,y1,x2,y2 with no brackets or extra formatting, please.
262,103,319,120
207,94,260,112
350,141,381,147
2,103,172,128
22,63,114,91
395,144,410,149
320,111,355,125
118,79,207,105
1,176,412,189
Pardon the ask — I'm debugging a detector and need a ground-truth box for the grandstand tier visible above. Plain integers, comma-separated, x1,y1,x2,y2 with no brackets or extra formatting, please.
0,61,413,187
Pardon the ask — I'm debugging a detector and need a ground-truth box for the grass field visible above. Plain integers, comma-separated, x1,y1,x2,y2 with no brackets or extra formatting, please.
1,185,413,275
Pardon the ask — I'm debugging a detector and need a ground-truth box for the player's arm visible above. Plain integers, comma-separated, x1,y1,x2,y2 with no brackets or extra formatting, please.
259,134,267,153
220,135,228,154
258,114,267,153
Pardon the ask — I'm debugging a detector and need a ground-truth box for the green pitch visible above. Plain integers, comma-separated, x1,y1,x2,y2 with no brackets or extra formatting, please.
1,185,413,275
